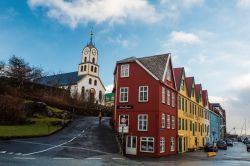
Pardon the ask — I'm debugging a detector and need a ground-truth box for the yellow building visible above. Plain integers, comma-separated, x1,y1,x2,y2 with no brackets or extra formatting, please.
174,68,206,153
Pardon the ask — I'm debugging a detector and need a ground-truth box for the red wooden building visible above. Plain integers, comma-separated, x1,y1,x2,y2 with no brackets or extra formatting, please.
113,54,178,157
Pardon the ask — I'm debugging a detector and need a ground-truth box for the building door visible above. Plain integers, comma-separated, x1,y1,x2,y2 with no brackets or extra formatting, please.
184,137,186,152
178,137,182,153
126,136,137,155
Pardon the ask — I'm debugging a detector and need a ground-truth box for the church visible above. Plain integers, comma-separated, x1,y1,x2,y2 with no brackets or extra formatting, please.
39,32,106,105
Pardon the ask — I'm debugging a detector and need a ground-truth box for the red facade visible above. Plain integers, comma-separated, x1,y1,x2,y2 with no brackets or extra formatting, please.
113,55,178,157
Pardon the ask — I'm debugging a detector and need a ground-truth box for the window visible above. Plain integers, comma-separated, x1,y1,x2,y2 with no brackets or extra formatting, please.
91,66,93,72
89,78,92,84
80,66,83,72
178,96,181,109
172,116,175,129
119,87,128,102
170,137,175,152
190,120,193,131
162,87,165,103
84,57,87,62
185,119,188,130
182,97,184,111
160,137,165,153
139,86,148,102
181,79,184,90
167,90,170,105
92,58,95,63
185,99,187,112
99,91,102,102
141,137,154,153
166,66,171,81
182,119,184,130
172,92,175,107
167,115,170,129
138,114,148,131
178,118,181,130
94,80,97,86
84,65,87,71
161,113,165,128
121,64,129,77
94,67,97,73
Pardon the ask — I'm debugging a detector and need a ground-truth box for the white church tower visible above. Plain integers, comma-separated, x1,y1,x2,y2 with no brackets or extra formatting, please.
77,30,106,104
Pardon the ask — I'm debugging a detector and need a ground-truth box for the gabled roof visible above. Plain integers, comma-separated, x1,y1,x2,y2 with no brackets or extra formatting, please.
185,77,194,97
195,84,202,102
202,90,208,107
39,71,82,87
117,54,170,80
173,67,184,91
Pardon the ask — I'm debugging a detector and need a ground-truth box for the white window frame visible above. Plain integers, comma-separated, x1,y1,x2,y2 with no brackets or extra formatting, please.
138,114,148,131
120,64,129,78
167,89,170,105
119,87,128,103
170,137,175,152
138,86,148,102
162,87,165,103
161,113,165,128
166,66,171,81
160,137,165,153
172,92,175,107
167,115,170,129
140,137,154,153
171,116,175,129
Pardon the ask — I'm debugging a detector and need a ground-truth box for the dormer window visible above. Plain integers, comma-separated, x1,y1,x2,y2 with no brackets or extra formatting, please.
166,66,171,81
121,64,129,77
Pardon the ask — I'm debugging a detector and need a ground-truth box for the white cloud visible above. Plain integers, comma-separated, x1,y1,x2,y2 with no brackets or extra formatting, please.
227,73,250,90
169,31,201,44
28,0,160,28
160,0,203,9
237,0,250,8
105,84,114,93
208,95,224,103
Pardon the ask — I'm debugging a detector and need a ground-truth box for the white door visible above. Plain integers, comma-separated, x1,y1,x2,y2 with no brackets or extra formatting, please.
126,136,137,155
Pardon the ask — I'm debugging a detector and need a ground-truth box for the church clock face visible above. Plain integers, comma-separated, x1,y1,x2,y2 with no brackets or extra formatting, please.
92,49,97,56
84,48,89,55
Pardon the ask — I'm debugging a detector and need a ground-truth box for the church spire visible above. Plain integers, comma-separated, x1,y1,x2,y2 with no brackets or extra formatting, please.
89,28,94,45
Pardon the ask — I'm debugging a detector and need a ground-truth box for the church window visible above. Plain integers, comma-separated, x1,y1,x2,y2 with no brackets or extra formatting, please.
81,66,83,72
81,86,85,98
91,66,93,72
92,58,95,63
89,78,92,84
99,91,103,102
84,65,87,71
94,67,97,73
94,80,97,86
84,57,87,63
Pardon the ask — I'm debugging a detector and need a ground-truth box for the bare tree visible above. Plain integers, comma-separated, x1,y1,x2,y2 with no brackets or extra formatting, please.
0,60,5,71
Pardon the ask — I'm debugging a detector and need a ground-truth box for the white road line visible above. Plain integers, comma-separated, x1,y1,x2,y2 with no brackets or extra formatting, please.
87,157,102,160
82,130,85,133
112,158,124,160
14,157,36,160
23,137,77,156
8,152,14,155
53,157,73,160
0,151,6,154
15,153,22,156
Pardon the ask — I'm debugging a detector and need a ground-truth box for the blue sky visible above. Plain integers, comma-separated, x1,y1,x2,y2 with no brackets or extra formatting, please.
1,0,250,134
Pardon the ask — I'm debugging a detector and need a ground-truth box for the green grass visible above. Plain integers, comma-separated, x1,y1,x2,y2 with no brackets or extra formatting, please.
48,106,64,113
0,116,66,137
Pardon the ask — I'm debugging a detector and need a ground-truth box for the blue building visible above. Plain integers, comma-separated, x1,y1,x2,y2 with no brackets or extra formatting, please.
209,110,221,142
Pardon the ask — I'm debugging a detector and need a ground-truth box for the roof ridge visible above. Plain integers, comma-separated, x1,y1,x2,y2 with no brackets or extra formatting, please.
138,53,170,60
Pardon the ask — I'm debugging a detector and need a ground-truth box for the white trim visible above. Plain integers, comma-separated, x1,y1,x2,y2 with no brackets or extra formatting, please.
162,55,170,81
138,86,149,102
138,114,148,131
140,137,154,153
119,87,128,103
161,113,166,128
135,60,159,80
162,87,166,103
160,137,165,153
167,114,170,129
120,64,129,78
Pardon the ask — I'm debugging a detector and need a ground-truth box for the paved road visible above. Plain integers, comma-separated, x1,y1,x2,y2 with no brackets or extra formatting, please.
1,118,250,165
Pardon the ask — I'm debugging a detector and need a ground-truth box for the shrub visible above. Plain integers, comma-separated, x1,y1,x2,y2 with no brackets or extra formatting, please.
0,95,27,125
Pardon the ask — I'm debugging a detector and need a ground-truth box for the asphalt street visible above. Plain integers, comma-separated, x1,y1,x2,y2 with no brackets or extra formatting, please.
1,117,250,166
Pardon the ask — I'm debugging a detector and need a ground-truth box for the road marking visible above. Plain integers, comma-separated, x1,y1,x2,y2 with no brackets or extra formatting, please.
14,157,36,160
0,151,6,154
15,153,22,156
87,157,102,160
22,137,77,156
53,157,73,160
8,152,14,155
82,130,85,133
112,158,124,160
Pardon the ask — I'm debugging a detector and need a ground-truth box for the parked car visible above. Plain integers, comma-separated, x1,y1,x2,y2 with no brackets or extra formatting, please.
243,137,249,144
226,139,233,146
204,142,218,152
246,140,250,152
217,140,227,150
